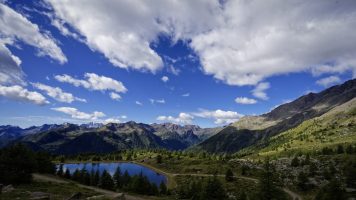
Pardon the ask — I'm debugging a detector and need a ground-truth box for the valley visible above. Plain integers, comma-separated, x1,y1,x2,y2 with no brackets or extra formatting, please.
1,79,356,200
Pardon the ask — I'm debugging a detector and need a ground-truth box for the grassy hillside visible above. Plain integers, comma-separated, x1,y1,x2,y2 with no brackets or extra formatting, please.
241,98,356,158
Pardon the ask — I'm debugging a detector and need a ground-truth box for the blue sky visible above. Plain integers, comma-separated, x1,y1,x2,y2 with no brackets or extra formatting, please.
0,0,355,128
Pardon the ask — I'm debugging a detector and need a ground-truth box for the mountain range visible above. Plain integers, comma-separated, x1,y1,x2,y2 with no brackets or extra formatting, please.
0,121,221,154
1,79,355,155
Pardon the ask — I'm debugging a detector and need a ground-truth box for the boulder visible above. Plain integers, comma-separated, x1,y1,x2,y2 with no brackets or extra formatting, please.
2,184,14,193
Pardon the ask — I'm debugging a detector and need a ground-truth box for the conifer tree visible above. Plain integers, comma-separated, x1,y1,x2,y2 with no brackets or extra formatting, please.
201,176,226,200
57,164,64,177
99,170,115,190
159,181,167,195
225,168,234,182
64,168,71,179
258,158,279,200
113,166,122,188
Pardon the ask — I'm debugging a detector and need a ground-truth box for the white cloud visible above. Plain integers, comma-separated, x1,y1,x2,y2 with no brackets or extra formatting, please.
0,3,66,86
31,82,86,103
0,85,49,105
45,0,356,85
168,65,180,76
235,97,257,104
103,118,121,124
0,3,67,64
109,92,121,101
252,82,270,100
182,93,190,97
316,76,341,87
156,99,165,104
51,107,105,120
157,112,194,124
161,76,169,82
0,44,24,85
55,73,127,93
149,98,165,104
135,101,143,106
193,109,244,125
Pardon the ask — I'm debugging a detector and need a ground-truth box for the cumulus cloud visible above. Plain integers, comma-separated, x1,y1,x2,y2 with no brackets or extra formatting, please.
252,82,270,100
0,44,24,85
0,3,66,85
193,109,244,125
31,82,86,103
161,76,169,82
0,3,67,64
135,101,143,106
45,0,356,86
51,107,105,120
109,92,121,101
0,85,49,105
316,76,341,87
235,97,257,104
157,112,194,124
55,73,127,94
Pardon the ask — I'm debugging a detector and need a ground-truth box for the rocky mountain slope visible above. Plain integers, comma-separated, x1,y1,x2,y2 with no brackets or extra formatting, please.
2,121,221,154
196,79,356,153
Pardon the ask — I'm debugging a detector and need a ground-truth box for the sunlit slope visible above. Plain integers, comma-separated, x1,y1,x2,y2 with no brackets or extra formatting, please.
243,98,356,157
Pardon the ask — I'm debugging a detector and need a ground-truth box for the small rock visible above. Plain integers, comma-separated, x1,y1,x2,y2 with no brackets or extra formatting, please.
30,191,50,200
345,187,356,193
113,193,125,200
66,192,82,200
2,184,14,193
86,195,106,200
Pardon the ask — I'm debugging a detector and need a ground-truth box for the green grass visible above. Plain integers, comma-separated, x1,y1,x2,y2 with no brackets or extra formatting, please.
239,103,356,159
1,181,103,200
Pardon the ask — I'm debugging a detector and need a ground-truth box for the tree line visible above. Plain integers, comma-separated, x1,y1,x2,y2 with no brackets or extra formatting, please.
57,165,168,196
0,144,55,184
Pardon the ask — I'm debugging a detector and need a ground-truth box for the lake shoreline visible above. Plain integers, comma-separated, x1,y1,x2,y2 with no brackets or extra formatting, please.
56,160,172,187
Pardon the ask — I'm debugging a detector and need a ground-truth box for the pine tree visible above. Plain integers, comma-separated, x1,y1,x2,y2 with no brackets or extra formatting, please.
121,170,131,187
113,166,122,188
159,181,167,195
297,171,308,191
238,191,247,200
225,168,234,182
156,154,162,164
99,170,115,190
64,168,71,179
315,178,345,200
258,158,279,200
337,145,344,154
57,164,64,177
291,156,299,167
346,145,354,154
72,169,81,182
93,169,100,186
201,176,226,200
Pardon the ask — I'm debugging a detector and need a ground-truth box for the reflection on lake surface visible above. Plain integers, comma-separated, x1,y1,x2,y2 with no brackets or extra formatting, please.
59,162,167,186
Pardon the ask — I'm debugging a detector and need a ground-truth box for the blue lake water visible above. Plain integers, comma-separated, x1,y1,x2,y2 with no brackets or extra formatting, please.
58,162,167,186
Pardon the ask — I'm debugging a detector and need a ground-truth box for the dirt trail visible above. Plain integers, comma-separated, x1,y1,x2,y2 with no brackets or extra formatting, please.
34,169,303,200
33,173,146,200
